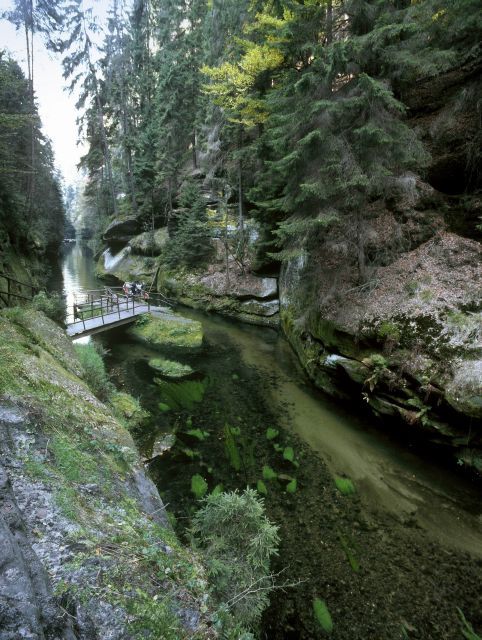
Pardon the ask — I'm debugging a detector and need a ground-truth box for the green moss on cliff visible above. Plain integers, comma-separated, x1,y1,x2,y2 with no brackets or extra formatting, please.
0,308,212,638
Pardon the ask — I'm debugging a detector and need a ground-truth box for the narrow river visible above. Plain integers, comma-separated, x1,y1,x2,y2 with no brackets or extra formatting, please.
58,243,482,639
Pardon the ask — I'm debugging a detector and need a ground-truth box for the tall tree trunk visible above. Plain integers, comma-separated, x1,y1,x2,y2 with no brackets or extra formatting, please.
326,0,333,45
192,132,197,169
356,210,366,284
29,1,35,216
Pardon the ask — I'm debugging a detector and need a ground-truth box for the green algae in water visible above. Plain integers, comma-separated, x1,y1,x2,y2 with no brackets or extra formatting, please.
191,474,208,499
313,598,333,633
155,378,207,411
185,428,209,441
257,479,268,495
283,446,294,462
266,427,279,440
334,476,356,495
286,478,297,493
262,465,277,481
338,532,360,573
148,358,194,379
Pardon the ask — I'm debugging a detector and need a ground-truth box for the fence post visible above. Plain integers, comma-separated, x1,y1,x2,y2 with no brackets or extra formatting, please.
101,296,105,325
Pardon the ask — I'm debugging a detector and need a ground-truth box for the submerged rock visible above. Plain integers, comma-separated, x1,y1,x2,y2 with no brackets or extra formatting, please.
129,313,204,349
148,357,195,379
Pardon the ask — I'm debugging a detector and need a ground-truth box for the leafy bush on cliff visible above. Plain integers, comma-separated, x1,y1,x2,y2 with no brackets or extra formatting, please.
192,489,279,631
31,291,66,324
74,342,113,399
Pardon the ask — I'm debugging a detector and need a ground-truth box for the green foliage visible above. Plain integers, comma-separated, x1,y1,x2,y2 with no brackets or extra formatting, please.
186,428,209,441
50,433,99,484
256,479,268,495
458,608,482,640
377,321,401,344
164,182,214,270
192,489,279,628
262,465,277,481
74,342,112,399
282,446,295,462
191,474,209,499
338,533,360,573
130,315,203,349
110,392,149,431
334,476,356,496
148,358,194,379
285,478,297,493
313,598,333,633
0,53,65,258
363,353,389,393
155,379,207,411
31,292,66,324
266,427,279,440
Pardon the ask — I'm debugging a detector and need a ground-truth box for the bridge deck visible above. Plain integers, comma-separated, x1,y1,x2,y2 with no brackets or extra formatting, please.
66,304,168,338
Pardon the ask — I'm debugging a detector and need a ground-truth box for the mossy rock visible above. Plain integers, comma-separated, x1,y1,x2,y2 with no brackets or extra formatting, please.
128,314,203,349
110,391,149,429
148,357,194,379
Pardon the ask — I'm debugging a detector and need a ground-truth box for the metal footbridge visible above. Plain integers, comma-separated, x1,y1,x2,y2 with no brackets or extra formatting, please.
66,287,172,338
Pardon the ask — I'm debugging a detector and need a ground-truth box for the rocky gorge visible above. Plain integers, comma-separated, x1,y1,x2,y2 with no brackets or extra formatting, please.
95,60,481,474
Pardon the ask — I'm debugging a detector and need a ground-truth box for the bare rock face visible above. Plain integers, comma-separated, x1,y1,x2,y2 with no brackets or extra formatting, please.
280,231,482,471
0,404,76,640
406,60,481,197
199,271,278,300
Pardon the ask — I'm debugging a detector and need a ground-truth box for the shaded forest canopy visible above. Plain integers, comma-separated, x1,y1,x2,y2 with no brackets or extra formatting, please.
42,0,481,276
0,52,65,257
0,0,480,275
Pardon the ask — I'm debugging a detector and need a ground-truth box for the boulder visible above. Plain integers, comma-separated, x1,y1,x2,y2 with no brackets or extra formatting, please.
103,216,141,243
445,359,482,419
240,299,280,317
200,271,278,299
129,228,168,256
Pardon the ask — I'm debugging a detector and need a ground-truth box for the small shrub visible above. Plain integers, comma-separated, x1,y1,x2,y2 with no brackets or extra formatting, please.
334,476,356,496
31,291,66,324
404,281,419,296
192,489,279,628
74,342,112,399
377,320,401,344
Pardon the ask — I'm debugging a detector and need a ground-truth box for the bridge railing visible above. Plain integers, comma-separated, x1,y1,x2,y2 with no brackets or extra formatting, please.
0,272,38,307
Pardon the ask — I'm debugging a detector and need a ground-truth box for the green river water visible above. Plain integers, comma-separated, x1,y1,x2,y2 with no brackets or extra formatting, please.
59,243,482,639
